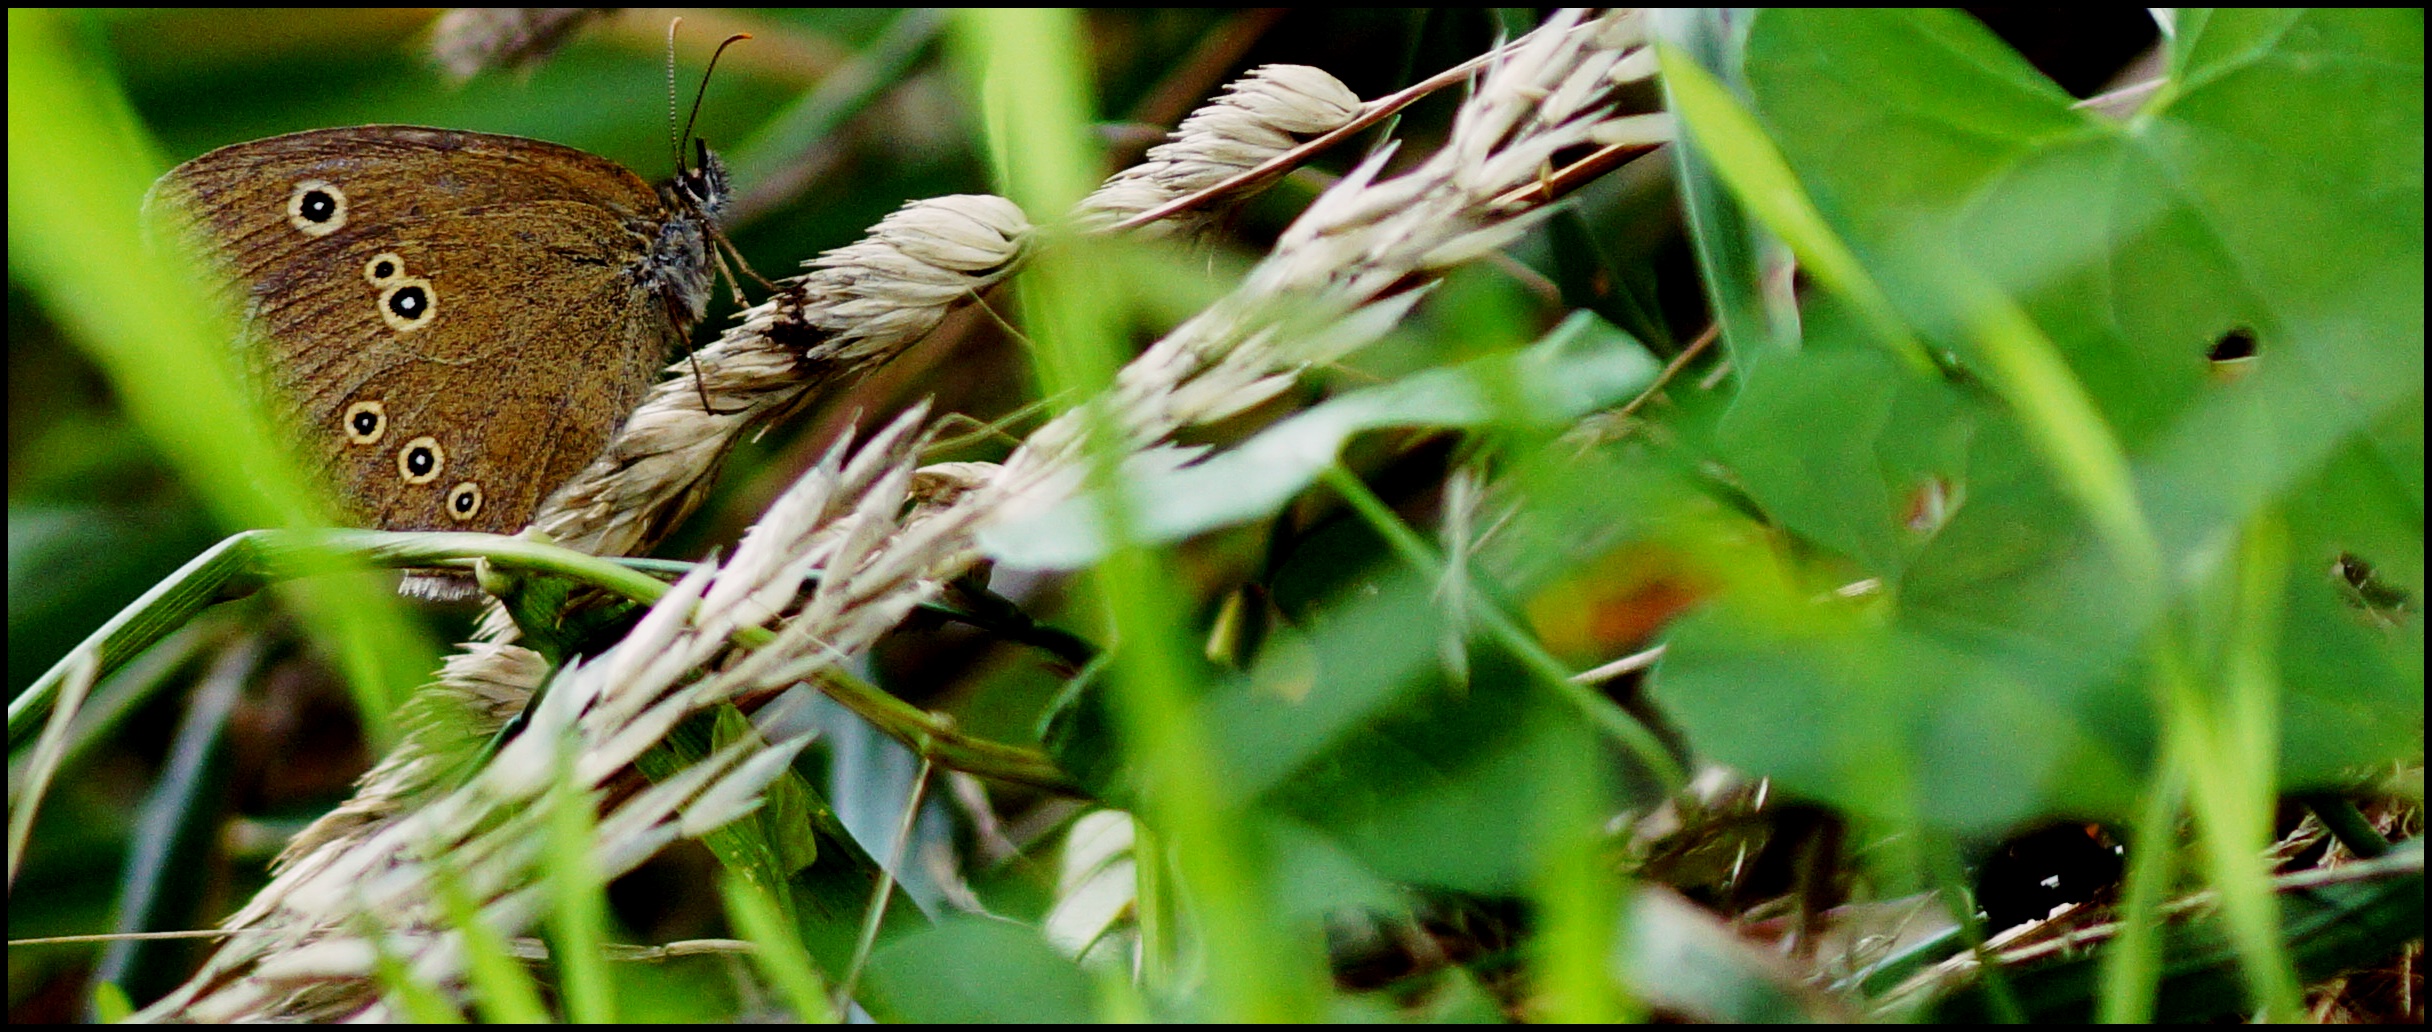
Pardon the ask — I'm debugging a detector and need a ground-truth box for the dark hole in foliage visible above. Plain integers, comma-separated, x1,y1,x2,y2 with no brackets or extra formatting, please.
2207,326,2258,363
2335,552,2414,614
1975,821,2126,932
1967,8,2163,98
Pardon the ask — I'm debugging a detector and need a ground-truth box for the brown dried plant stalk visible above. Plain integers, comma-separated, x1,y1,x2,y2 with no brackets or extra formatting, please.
147,9,1664,1019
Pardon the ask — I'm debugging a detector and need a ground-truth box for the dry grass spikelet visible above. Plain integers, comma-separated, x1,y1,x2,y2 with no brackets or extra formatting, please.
531,194,1030,560
143,412,941,1021
146,9,1668,1019
1077,63,1363,236
425,8,611,80
260,642,549,871
990,8,1654,524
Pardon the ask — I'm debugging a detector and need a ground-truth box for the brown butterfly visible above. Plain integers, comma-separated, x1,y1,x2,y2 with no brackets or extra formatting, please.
147,125,728,540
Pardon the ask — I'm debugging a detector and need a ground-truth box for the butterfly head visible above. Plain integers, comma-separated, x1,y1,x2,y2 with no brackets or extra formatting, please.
666,138,732,223
645,140,733,325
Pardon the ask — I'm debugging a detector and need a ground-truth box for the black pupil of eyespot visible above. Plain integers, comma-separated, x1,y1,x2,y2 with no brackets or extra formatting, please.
373,260,395,278
301,191,335,221
408,447,434,475
454,489,476,512
391,287,426,318
352,411,378,434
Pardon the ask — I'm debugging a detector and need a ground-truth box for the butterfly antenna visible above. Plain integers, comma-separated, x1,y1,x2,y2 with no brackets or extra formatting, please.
665,17,686,171
680,32,753,163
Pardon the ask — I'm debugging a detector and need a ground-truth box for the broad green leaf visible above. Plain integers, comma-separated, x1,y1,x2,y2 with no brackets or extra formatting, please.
1260,649,1621,895
863,917,1095,1023
1654,9,2422,827
1714,345,1979,576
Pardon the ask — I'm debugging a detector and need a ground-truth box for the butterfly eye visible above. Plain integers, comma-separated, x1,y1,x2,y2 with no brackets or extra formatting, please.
446,482,484,521
342,400,387,444
377,278,437,332
286,179,347,238
398,436,444,484
363,253,406,285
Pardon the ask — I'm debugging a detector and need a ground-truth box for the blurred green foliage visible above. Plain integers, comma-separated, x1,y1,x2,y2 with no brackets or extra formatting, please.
9,7,2419,1024
1654,7,2421,832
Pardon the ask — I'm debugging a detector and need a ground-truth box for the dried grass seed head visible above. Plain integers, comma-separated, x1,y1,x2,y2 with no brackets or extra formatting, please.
530,194,1027,558
783,193,1033,365
426,8,610,80
1079,63,1363,233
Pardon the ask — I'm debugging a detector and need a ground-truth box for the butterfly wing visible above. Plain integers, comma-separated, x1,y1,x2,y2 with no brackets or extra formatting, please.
149,126,712,535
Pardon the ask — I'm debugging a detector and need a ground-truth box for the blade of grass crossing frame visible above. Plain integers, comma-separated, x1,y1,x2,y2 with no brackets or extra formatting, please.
1654,37,1935,376
951,9,1325,1017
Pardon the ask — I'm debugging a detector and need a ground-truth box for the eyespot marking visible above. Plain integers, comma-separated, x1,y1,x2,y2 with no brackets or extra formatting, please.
342,400,387,444
446,481,484,522
398,436,443,484
288,180,346,237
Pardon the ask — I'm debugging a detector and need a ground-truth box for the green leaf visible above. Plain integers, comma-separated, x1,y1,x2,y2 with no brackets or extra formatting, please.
1715,345,1979,576
1261,648,1617,894
979,312,1658,569
1656,9,2422,827
641,709,923,1002
863,916,1095,1023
